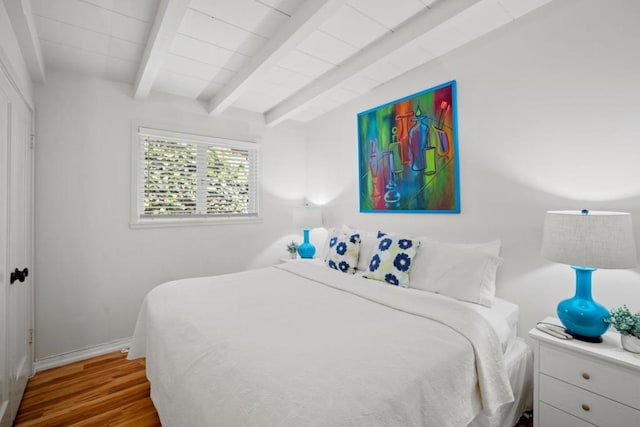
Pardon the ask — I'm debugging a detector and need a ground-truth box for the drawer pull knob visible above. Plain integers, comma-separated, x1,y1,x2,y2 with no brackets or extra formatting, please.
582,372,590,380
581,404,590,412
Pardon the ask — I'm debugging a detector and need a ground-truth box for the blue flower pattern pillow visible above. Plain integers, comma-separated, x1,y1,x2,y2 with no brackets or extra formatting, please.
364,233,419,287
324,231,361,274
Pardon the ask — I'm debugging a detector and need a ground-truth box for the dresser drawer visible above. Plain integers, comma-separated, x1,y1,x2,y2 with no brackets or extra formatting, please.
540,374,640,427
539,402,595,427
539,345,640,409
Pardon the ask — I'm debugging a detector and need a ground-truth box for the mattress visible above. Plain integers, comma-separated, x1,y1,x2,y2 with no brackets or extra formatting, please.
129,261,516,426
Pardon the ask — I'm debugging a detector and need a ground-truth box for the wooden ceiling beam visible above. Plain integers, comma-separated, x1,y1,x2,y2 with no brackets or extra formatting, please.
207,0,347,115
265,0,481,126
133,0,191,100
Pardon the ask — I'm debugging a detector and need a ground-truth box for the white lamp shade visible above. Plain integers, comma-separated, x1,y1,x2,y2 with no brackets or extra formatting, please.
293,206,323,229
542,210,638,269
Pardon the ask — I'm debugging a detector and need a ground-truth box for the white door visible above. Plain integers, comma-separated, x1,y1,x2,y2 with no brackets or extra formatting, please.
7,96,33,423
0,68,33,427
0,67,11,427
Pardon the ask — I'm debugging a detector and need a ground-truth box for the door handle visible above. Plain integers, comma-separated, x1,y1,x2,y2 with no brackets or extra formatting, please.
10,267,28,284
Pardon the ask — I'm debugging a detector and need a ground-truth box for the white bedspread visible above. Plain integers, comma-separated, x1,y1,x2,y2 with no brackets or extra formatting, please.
129,261,513,427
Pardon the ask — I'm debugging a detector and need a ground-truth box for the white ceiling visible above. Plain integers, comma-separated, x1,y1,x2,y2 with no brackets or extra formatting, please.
13,0,552,124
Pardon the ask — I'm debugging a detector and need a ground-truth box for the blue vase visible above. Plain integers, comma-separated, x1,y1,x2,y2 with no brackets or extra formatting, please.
297,229,315,259
557,266,609,342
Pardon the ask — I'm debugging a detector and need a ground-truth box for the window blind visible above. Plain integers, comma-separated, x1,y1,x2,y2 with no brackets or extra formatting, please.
136,128,259,221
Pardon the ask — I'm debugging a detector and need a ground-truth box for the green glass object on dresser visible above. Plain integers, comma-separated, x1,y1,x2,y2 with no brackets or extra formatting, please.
529,317,640,427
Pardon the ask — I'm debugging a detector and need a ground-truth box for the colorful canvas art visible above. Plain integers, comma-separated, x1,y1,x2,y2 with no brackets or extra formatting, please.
358,81,460,213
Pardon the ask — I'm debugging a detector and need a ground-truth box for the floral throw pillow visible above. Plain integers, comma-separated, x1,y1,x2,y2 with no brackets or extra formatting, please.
364,234,419,287
324,231,361,274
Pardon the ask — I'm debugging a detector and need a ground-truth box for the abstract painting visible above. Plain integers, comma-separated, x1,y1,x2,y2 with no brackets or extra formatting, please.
358,80,460,213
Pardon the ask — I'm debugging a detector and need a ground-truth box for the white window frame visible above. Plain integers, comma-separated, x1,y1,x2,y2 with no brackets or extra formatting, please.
130,126,261,228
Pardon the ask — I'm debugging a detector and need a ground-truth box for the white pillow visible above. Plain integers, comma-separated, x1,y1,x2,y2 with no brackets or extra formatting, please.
409,237,503,307
323,230,362,274
318,227,338,260
339,225,381,272
356,231,380,272
363,233,420,287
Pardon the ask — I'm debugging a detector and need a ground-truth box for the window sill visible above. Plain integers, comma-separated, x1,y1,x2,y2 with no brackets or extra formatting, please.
130,215,263,229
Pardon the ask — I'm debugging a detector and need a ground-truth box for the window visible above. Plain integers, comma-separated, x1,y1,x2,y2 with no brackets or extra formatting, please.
132,127,259,227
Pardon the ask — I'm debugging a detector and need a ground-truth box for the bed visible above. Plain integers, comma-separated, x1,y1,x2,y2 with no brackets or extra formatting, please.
128,231,532,427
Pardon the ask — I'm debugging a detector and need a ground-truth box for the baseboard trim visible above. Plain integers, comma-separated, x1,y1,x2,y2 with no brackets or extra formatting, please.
34,337,132,372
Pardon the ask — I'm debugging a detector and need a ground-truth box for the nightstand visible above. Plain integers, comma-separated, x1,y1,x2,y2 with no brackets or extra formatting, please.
529,317,640,427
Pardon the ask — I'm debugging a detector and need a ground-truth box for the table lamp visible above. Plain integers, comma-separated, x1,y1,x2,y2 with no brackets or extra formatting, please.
293,206,323,259
541,210,638,342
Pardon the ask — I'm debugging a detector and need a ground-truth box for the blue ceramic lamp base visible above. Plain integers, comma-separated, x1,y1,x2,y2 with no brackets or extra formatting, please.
557,266,609,343
297,229,316,259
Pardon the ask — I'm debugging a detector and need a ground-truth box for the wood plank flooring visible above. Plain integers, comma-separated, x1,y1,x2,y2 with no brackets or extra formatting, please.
15,350,533,426
14,351,161,427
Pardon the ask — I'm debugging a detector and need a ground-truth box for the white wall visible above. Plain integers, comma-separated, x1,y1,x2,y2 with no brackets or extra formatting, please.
304,0,640,338
34,70,307,360
31,0,640,360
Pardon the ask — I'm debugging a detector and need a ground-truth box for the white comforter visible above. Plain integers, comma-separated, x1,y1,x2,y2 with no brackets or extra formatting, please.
129,260,513,427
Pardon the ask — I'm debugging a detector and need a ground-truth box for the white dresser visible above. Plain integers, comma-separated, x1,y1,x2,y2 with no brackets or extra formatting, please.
529,317,640,427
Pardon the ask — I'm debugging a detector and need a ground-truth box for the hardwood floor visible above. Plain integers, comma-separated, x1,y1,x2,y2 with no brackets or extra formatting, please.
14,351,161,427
15,350,533,426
